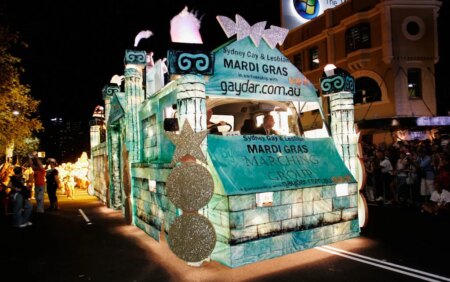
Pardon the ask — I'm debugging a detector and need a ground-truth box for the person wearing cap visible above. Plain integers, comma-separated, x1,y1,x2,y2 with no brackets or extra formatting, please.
7,166,33,228
45,158,61,211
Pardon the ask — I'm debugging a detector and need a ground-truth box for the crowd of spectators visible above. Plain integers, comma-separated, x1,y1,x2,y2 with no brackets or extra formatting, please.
361,135,450,215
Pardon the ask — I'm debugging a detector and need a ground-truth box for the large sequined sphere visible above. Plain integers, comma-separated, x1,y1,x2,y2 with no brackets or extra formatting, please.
166,162,214,212
168,213,216,263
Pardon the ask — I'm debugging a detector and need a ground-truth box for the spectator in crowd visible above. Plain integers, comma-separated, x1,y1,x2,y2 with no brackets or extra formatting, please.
29,152,46,213
377,150,394,203
421,174,450,216
435,152,450,191
363,154,376,202
416,148,435,203
8,166,33,228
395,151,410,204
46,158,61,211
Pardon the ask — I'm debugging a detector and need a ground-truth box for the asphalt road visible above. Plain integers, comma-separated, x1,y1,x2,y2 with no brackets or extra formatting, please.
1,189,449,282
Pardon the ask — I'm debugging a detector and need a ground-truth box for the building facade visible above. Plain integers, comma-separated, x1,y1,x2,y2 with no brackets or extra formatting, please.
281,0,443,144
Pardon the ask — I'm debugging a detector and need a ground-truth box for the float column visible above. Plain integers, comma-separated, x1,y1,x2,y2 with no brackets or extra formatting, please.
124,50,147,162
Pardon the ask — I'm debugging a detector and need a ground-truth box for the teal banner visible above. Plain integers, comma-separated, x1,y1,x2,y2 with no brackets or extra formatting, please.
205,38,319,102
108,92,126,125
207,135,355,195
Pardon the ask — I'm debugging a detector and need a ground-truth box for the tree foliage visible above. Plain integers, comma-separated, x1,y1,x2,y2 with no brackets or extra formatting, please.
0,25,43,161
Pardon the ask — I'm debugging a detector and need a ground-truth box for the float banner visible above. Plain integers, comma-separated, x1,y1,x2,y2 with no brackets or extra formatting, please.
205,38,319,103
108,92,126,125
207,135,355,195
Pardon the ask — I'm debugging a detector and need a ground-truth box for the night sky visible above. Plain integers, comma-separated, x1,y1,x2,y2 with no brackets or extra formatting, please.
1,0,280,159
1,0,449,158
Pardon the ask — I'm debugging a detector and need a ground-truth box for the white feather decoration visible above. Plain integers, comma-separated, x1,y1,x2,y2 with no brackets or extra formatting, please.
134,30,153,47
110,75,124,86
170,6,203,44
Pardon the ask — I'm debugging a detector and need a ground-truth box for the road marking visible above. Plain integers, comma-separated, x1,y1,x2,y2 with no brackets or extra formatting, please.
316,246,450,282
78,209,93,225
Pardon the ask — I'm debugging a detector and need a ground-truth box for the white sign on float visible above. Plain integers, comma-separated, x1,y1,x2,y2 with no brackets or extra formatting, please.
281,0,347,30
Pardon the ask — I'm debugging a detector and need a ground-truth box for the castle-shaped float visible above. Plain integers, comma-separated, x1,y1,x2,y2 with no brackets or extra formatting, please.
89,8,367,268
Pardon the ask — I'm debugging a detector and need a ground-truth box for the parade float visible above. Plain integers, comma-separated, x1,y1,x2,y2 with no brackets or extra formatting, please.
89,7,367,268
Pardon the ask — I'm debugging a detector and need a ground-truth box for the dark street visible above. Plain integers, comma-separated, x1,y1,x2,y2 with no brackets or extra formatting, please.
1,188,449,282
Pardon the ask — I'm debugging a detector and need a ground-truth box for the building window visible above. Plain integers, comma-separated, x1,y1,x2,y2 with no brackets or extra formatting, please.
354,77,381,104
408,68,422,99
402,16,425,41
309,47,319,70
345,23,371,54
293,53,303,72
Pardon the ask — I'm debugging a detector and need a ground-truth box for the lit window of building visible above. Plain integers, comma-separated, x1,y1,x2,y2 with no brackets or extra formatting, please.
408,68,422,99
309,47,319,70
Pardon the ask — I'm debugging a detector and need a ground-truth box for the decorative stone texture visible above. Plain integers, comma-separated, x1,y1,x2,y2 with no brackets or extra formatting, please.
291,229,314,248
258,250,283,261
303,187,322,202
230,226,257,243
321,185,336,199
268,205,291,222
243,208,269,227
342,208,358,221
229,194,255,211
332,196,351,210
349,194,358,208
291,202,303,218
313,199,332,214
302,201,314,216
280,189,303,205
332,221,352,235
272,191,282,206
313,225,333,241
303,214,324,229
230,244,245,261
208,194,229,211
257,222,281,237
231,256,258,268
214,224,231,243
229,211,244,229
324,211,342,224
281,217,302,232
207,209,230,228
244,238,272,257
211,242,231,267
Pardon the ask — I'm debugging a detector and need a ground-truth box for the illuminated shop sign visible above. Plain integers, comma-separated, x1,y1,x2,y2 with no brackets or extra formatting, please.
416,116,450,126
281,0,347,30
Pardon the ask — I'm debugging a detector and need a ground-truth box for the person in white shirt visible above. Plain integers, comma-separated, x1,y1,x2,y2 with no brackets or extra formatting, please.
421,175,450,216
376,150,393,203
